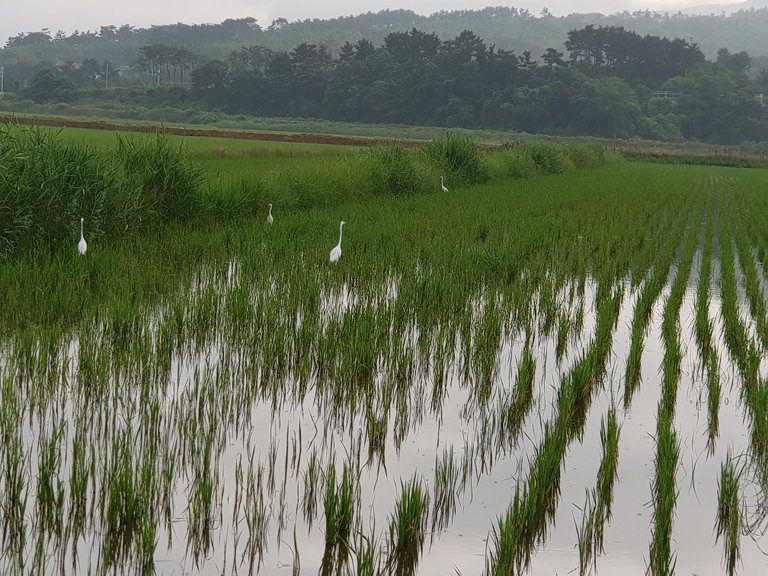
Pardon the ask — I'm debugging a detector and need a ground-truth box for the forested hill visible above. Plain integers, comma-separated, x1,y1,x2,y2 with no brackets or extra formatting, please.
5,7,768,69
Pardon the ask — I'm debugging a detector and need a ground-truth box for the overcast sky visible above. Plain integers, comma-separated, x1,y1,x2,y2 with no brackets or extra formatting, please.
1,0,743,47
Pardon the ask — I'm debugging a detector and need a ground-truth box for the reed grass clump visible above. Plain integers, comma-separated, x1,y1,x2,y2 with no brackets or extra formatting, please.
0,124,205,258
0,124,118,256
422,130,487,184
367,144,425,196
492,141,618,180
562,142,620,168
516,141,574,174
115,132,203,222
206,173,270,220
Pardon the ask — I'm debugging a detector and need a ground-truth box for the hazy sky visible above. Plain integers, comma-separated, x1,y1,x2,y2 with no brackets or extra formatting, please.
1,0,742,47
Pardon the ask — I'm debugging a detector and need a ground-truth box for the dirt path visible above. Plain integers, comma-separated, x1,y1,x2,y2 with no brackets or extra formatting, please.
0,113,424,147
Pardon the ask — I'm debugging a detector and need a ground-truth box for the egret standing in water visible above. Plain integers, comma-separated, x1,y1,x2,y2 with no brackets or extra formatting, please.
267,203,273,225
329,220,345,263
78,218,87,255
440,176,449,193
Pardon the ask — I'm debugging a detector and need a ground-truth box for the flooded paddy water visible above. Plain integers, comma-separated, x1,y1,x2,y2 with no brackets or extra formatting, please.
4,164,768,576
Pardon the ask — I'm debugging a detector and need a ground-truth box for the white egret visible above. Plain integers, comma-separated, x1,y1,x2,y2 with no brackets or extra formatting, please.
77,218,87,255
267,203,273,225
440,176,449,193
329,220,345,263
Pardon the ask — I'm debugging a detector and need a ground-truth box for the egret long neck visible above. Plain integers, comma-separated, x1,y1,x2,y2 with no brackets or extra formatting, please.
338,223,344,246
80,219,84,238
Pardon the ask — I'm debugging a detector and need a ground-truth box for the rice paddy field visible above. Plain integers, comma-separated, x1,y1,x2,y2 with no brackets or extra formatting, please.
3,123,768,576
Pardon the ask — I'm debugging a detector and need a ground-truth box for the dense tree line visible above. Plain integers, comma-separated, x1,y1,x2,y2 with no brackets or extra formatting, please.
5,20,768,144
177,26,763,143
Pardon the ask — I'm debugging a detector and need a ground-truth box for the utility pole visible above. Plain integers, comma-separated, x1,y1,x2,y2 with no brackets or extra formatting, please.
105,61,109,88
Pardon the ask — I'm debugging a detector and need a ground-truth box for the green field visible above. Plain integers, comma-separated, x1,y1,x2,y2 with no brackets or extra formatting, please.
2,124,768,575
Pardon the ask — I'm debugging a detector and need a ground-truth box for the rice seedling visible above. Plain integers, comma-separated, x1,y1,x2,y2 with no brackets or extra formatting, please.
35,423,65,542
575,489,598,576
321,462,357,576
716,456,742,576
348,528,383,576
431,446,460,535
243,462,270,574
594,406,621,547
498,342,536,450
706,349,721,452
302,448,320,528
386,476,430,576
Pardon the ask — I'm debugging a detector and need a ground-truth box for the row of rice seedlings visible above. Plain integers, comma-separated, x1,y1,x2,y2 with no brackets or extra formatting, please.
645,204,704,576
716,197,753,380
575,406,622,574
648,411,679,576
33,422,66,563
693,192,715,364
0,256,563,573
242,459,270,573
99,432,155,572
712,196,768,510
706,349,722,452
497,341,536,452
732,218,768,351
658,201,702,418
486,287,623,575
623,205,691,408
689,192,725,455
575,488,598,576
187,432,219,565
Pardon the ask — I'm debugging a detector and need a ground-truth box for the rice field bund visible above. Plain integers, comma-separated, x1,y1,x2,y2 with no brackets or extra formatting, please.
3,123,768,576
